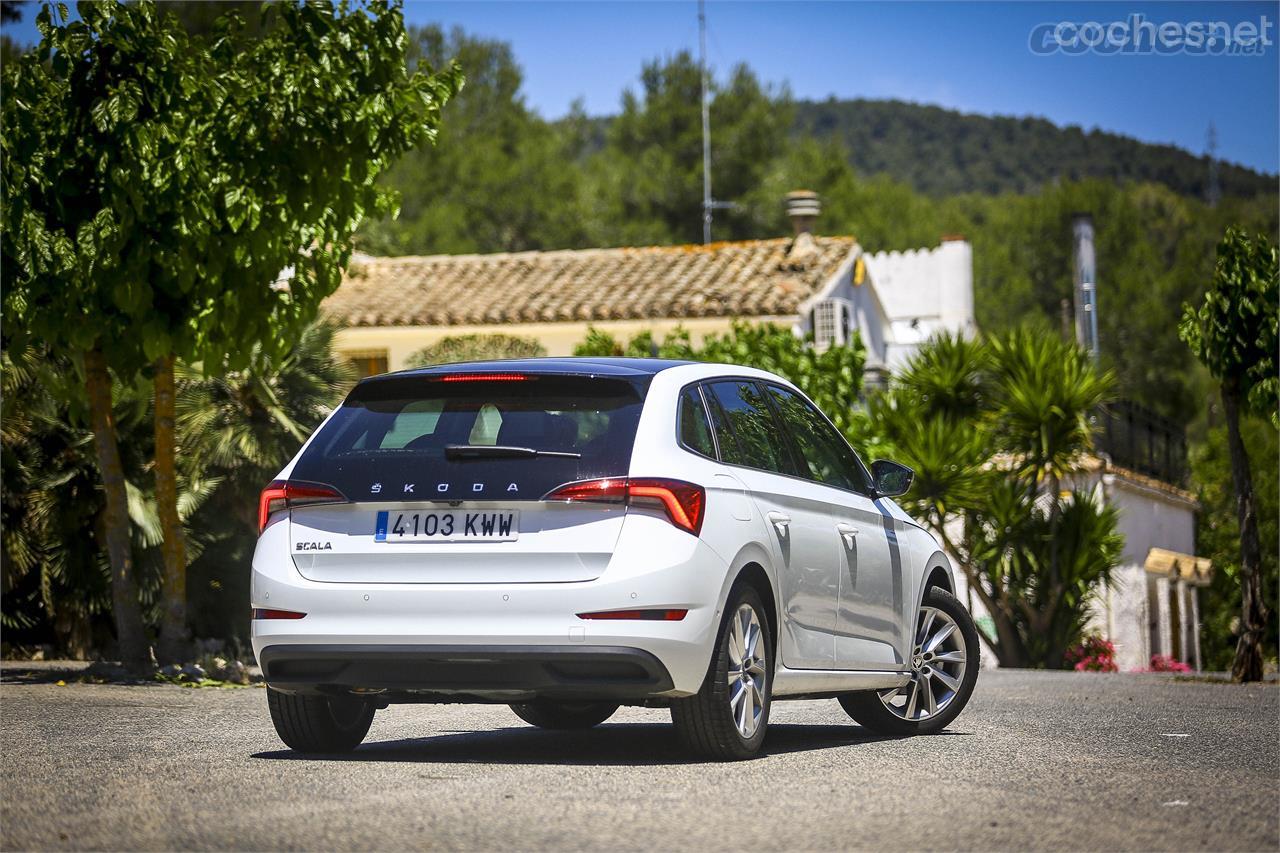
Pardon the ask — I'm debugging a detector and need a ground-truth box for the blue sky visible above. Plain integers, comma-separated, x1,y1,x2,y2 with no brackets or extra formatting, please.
5,1,1277,172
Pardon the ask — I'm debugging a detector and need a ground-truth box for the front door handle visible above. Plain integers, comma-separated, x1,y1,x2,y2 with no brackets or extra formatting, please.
836,523,859,550
767,512,791,534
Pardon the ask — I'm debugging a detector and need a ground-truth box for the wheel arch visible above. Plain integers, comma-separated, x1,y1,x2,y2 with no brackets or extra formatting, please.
911,546,958,620
719,541,781,649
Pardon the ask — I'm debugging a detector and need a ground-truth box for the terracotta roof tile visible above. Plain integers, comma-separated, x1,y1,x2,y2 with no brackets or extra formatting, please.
324,237,858,327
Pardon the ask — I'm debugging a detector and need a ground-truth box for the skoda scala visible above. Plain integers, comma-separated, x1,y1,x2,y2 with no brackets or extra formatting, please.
252,358,979,759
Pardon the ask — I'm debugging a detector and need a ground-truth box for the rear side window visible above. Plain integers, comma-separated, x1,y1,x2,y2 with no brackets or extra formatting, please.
766,384,873,494
290,374,647,502
678,386,716,458
706,380,793,476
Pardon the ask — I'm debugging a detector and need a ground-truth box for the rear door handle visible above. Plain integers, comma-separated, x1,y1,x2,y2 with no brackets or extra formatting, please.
767,512,791,534
836,523,859,550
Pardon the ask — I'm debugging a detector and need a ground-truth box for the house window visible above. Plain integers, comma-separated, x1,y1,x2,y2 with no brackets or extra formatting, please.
343,349,389,379
811,299,851,349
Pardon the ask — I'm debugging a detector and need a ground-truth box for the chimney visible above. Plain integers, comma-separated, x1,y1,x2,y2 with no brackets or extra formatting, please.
786,190,820,237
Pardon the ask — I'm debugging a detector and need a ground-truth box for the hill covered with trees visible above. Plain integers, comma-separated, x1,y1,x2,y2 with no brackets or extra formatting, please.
793,98,1275,199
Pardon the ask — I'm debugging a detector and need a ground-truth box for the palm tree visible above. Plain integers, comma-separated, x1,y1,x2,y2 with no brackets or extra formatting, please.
175,322,353,642
868,329,1121,668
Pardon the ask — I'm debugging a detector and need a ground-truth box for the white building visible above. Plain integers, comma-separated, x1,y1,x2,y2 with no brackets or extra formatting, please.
324,191,974,376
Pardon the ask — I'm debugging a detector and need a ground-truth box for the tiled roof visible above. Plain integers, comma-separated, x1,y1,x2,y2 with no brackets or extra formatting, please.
323,237,858,327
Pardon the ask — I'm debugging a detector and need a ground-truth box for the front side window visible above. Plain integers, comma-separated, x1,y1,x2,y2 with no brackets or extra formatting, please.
766,384,873,494
705,380,794,476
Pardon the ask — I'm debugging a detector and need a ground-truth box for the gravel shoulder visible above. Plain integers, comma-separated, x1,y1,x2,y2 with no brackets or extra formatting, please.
2,670,1277,851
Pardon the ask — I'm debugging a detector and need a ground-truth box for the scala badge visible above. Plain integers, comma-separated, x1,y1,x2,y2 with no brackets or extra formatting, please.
295,542,334,551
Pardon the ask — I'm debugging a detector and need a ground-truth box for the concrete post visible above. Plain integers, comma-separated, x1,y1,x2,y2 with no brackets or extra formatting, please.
1191,584,1203,672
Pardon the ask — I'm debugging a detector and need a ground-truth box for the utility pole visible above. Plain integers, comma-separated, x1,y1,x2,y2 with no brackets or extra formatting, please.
698,0,734,243
699,0,712,244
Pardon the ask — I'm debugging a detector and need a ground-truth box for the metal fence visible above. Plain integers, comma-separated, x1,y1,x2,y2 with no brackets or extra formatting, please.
1093,400,1188,487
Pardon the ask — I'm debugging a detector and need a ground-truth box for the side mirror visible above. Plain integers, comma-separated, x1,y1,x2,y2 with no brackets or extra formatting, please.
870,459,913,497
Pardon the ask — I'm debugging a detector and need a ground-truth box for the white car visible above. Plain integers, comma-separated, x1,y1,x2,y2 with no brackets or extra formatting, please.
252,358,979,759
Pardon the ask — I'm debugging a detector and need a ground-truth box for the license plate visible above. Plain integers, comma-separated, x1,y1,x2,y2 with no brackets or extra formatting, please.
373,510,519,542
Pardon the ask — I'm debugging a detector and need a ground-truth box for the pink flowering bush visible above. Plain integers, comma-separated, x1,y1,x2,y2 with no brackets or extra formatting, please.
1064,635,1118,672
1147,654,1193,673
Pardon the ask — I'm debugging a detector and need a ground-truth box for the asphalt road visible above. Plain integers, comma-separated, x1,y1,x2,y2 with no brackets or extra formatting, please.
1,669,1276,851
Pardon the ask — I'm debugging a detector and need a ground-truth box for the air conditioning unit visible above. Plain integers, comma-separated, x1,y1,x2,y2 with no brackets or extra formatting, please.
810,298,853,349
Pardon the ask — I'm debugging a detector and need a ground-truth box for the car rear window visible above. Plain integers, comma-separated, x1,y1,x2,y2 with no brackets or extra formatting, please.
290,373,648,502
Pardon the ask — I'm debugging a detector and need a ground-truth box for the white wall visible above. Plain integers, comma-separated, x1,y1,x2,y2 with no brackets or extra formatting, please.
946,466,1199,671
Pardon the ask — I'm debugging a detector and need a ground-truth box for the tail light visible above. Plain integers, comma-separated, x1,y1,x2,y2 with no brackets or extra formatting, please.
257,480,346,533
542,477,705,536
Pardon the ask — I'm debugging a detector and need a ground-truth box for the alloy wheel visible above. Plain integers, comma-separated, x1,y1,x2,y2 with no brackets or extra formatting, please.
878,605,968,721
726,603,768,738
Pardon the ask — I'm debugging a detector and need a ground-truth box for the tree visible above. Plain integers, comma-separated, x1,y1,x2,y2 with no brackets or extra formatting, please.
586,53,791,246
358,25,582,256
1180,228,1279,682
1191,418,1279,670
2,0,461,663
867,330,1120,668
407,334,546,367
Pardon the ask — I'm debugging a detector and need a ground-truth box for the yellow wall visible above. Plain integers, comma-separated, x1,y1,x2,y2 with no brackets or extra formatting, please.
333,316,797,370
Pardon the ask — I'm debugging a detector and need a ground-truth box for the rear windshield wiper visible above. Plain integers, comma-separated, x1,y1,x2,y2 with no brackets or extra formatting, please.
445,444,581,460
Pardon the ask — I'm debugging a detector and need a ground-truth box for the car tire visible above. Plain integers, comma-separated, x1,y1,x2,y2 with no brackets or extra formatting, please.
839,586,979,736
267,687,375,753
671,583,772,760
509,701,619,729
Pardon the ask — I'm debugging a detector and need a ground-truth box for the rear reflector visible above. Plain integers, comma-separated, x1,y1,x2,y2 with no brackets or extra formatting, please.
578,609,688,621
542,478,705,535
258,480,346,533
251,608,307,620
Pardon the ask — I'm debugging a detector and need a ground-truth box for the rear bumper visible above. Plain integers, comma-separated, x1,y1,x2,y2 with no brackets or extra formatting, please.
249,513,731,695
259,643,674,702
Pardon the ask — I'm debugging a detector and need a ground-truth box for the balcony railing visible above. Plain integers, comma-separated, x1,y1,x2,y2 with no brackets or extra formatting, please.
1093,400,1188,487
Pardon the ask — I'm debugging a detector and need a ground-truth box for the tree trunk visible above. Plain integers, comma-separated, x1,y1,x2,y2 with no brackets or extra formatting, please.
1222,383,1267,682
154,353,189,664
83,348,150,668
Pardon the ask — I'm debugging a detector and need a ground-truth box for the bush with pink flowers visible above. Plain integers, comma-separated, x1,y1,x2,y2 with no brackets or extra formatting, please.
1064,635,1118,672
1146,654,1193,673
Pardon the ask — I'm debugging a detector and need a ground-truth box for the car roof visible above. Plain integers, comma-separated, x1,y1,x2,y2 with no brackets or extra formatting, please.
370,356,698,383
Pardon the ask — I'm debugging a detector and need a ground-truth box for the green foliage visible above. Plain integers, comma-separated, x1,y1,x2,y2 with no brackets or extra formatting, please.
585,55,791,246
1179,229,1279,425
0,346,214,651
1,0,462,375
572,322,866,436
359,25,581,255
407,334,547,367
867,330,1120,668
177,322,353,643
1191,418,1280,668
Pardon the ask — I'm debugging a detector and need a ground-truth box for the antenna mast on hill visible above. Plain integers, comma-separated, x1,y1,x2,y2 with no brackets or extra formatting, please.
1206,122,1221,208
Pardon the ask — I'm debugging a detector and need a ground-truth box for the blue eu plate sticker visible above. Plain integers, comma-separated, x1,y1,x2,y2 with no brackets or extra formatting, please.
374,511,389,542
